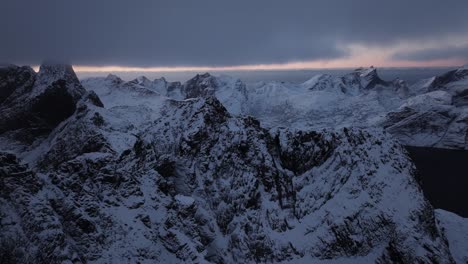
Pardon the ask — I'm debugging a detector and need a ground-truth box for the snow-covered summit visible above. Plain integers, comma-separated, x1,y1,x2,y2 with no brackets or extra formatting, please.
35,63,80,87
105,73,123,83
32,63,85,100
349,66,387,89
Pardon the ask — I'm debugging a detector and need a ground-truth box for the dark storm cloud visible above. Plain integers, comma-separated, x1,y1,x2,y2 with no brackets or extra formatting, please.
393,44,468,61
1,0,468,67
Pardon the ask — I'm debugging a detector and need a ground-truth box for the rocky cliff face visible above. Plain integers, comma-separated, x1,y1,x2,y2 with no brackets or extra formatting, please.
1,64,466,263
0,64,91,150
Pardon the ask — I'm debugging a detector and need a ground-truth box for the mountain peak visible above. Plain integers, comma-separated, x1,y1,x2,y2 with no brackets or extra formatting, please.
354,66,377,77
182,72,217,99
136,75,150,83
199,72,211,78
31,63,86,103
352,66,387,89
36,63,81,88
455,65,468,74
302,74,335,91
154,76,167,83
428,67,468,91
105,73,123,83
38,63,76,77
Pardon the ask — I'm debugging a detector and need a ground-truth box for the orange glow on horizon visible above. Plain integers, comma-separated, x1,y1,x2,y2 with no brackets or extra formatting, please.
30,58,464,74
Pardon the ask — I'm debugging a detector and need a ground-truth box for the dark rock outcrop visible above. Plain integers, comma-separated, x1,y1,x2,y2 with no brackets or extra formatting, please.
0,64,87,143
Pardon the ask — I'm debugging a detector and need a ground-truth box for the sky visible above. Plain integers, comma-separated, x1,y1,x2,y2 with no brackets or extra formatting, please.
1,0,468,71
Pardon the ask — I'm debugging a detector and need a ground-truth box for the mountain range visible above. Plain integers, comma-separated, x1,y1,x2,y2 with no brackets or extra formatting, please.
0,63,467,263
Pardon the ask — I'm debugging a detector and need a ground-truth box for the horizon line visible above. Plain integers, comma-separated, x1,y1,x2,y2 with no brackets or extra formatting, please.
28,57,467,73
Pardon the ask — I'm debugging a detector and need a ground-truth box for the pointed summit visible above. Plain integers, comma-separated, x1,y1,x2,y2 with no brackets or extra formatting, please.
352,66,387,89
182,72,217,99
37,63,79,84
0,63,91,140
33,63,85,101
105,73,123,84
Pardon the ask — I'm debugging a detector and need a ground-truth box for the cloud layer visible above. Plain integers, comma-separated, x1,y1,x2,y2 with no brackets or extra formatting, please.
1,0,468,67
393,44,468,62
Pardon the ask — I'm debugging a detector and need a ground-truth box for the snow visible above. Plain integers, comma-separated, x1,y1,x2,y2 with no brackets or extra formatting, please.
400,90,453,110
436,209,468,263
358,67,376,76
1,63,467,263
174,194,195,206
79,66,467,150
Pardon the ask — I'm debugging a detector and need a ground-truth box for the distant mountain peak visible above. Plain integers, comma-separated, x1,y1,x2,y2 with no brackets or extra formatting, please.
154,76,167,83
351,66,387,89
199,72,212,78
428,66,468,91
105,73,123,83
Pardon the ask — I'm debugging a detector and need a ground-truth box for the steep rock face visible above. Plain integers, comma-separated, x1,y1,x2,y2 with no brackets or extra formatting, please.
0,65,36,104
275,128,454,263
348,67,388,90
0,64,86,145
0,152,84,263
180,73,218,99
177,73,249,115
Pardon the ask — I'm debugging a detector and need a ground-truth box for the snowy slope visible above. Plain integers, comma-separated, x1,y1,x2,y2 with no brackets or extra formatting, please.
436,209,468,263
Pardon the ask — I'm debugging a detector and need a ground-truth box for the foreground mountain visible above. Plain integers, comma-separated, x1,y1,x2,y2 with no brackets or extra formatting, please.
1,64,466,263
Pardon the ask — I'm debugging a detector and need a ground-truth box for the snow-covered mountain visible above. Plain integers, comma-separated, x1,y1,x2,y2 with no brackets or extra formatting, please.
1,64,467,263
82,72,249,115
88,66,467,150
382,67,468,149
243,67,409,130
